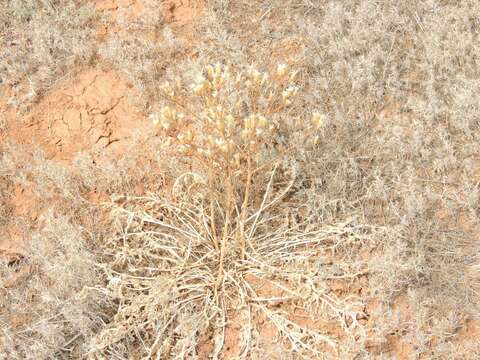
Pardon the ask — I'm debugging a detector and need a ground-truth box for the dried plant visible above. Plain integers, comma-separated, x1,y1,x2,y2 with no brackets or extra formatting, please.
83,64,378,358
0,0,98,108
150,63,323,272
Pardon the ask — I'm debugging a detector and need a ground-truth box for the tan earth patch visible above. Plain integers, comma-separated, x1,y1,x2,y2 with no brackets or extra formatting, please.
0,177,37,262
95,0,144,20
163,0,205,40
2,264,32,289
0,185,39,261
10,185,39,221
7,68,148,164
455,319,480,357
0,226,26,263
270,37,306,67
96,0,205,41
198,274,345,358
95,0,145,40
0,86,15,133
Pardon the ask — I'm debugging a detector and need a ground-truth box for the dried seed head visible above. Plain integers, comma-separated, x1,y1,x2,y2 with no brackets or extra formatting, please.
216,120,225,132
150,113,160,126
160,81,174,97
289,70,299,81
161,120,171,130
235,74,242,86
225,115,235,128
177,113,185,123
311,112,326,130
266,91,275,103
153,63,309,175
161,106,172,118
207,108,216,120
175,77,182,88
248,66,261,82
193,83,205,94
208,135,215,147
178,145,189,154
261,73,269,86
276,63,288,77
282,86,299,106
206,65,215,79
252,70,262,84
257,116,268,129
177,130,194,143
215,137,225,147
243,115,253,130
206,63,224,84
197,147,212,158
215,63,222,76
193,74,208,95
233,153,241,166
153,106,173,129
282,86,298,100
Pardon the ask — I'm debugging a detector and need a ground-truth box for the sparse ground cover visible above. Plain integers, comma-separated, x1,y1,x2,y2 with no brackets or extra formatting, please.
1,0,479,359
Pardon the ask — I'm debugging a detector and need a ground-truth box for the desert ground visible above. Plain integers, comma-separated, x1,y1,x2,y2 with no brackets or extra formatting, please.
1,0,479,359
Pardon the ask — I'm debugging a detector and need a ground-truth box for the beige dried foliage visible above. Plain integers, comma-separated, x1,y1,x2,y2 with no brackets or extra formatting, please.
0,0,98,108
0,211,103,359
99,0,182,111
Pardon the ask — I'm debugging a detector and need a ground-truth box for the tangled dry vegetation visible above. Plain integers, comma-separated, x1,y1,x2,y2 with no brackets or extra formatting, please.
0,0,97,110
1,0,480,359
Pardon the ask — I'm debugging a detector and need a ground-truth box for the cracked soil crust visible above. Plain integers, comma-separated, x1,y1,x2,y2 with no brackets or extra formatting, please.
6,69,147,163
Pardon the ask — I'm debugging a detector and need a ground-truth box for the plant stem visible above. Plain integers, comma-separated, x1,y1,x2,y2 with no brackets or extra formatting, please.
217,165,233,287
239,154,252,260
208,164,219,252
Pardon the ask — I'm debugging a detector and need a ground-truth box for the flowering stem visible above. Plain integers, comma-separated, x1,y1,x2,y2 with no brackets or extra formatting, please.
208,165,219,252
239,154,252,260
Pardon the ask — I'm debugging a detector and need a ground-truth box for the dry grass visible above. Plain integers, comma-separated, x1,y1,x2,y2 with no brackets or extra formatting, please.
0,0,97,109
99,0,182,111
0,212,102,359
1,0,480,359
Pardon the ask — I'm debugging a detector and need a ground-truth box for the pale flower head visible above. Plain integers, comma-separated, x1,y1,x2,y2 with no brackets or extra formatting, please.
257,116,268,129
192,73,207,94
276,63,288,77
311,112,326,130
150,113,160,126
160,81,174,97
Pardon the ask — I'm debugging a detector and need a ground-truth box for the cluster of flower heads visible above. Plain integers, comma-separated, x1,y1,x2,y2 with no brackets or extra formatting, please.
151,63,325,167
